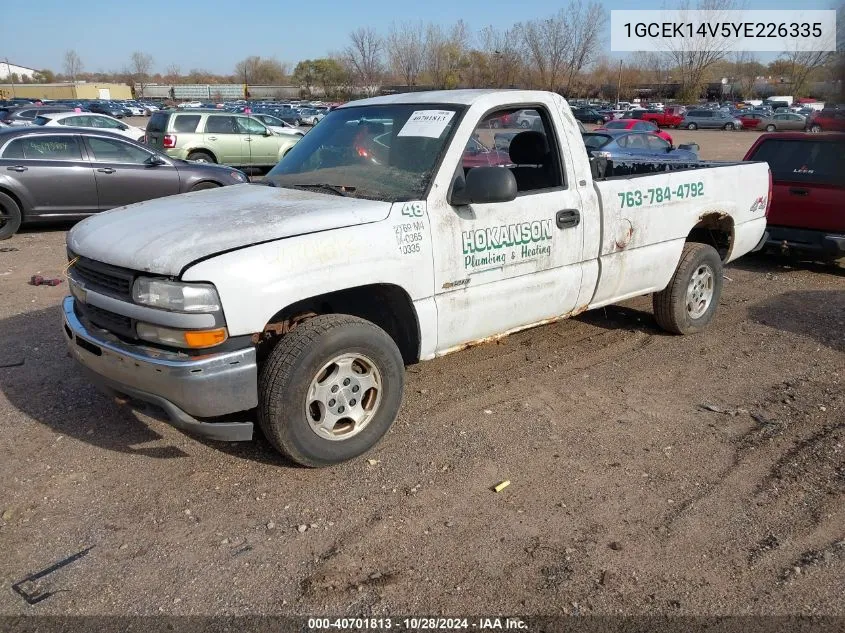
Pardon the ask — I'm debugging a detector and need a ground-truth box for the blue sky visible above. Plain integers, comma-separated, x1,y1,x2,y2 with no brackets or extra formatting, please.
1,0,838,75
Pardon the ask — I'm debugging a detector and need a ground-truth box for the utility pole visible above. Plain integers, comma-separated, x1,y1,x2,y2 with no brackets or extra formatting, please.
4,58,16,98
615,59,623,109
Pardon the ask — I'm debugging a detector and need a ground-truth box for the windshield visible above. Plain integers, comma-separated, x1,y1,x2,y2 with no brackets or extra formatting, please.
266,104,462,201
582,133,611,149
603,121,628,129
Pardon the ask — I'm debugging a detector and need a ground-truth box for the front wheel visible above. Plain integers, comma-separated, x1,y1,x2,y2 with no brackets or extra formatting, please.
687,123,697,130
0,191,23,240
653,242,723,335
187,151,215,163
724,123,735,130
810,124,822,133
765,124,776,132
258,314,405,467
519,120,530,128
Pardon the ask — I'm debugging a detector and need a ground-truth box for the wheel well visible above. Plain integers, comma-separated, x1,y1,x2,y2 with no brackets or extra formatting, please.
0,187,26,217
687,213,734,261
260,284,421,364
188,148,217,162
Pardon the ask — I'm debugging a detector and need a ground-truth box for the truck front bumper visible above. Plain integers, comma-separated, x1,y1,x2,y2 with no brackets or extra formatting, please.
765,226,845,259
62,296,256,441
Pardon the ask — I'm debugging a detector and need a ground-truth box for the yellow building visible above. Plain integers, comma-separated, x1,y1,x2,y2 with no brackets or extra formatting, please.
0,82,132,101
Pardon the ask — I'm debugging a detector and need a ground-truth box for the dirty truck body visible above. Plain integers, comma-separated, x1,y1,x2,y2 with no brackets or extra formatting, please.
63,90,770,466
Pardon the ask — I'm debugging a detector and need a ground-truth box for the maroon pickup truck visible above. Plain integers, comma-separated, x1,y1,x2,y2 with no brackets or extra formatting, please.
743,133,844,260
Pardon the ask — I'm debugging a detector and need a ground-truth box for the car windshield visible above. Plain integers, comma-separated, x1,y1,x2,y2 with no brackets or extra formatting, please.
603,121,628,129
582,133,611,149
266,104,462,202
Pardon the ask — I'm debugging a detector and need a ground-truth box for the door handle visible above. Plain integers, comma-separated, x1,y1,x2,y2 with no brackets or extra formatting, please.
244,138,252,142
207,136,218,141
788,187,809,196
97,168,116,174
7,165,27,172
556,209,581,229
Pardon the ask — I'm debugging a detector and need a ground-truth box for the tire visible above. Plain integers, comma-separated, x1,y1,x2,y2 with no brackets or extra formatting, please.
810,124,822,133
765,124,776,132
687,123,697,130
190,181,220,192
653,242,723,335
258,314,405,467
0,191,23,240
491,119,501,129
519,120,530,128
187,151,215,164
724,123,734,130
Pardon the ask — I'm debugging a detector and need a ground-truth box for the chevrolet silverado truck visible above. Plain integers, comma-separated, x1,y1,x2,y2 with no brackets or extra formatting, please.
63,90,771,467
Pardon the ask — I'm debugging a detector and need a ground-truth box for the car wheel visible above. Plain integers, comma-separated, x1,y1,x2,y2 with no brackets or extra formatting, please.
0,191,23,240
186,151,215,164
724,123,734,130
190,182,220,192
491,119,501,129
810,124,822,133
519,120,530,128
765,124,776,132
687,123,697,130
653,242,723,335
257,314,405,467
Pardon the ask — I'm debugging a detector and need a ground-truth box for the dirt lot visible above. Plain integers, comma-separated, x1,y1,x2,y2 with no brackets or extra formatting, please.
0,129,843,620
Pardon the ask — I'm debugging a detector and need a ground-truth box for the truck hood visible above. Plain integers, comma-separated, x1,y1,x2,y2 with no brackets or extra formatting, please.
67,184,392,275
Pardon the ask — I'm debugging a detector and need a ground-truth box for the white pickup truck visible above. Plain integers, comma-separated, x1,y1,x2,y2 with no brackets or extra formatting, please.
63,90,771,467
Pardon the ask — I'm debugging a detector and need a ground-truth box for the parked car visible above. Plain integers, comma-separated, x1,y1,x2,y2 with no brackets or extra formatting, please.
120,102,146,117
743,133,844,260
88,102,130,118
754,113,806,132
59,90,769,466
177,101,204,109
247,114,305,137
33,112,148,143
298,108,325,126
582,130,698,161
462,136,512,168
680,110,743,130
807,108,845,133
0,105,77,126
515,109,542,128
144,110,300,167
596,119,673,144
572,107,609,124
640,106,686,128
0,127,248,239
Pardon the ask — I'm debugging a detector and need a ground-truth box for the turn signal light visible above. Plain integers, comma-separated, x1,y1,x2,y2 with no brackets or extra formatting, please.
184,328,228,348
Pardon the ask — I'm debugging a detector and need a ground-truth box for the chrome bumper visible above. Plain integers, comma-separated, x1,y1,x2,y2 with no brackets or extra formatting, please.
62,296,256,441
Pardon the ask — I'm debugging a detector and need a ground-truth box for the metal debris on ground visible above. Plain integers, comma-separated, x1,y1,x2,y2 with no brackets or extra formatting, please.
12,546,94,605
493,480,511,493
0,359,25,368
29,275,64,287
0,247,19,252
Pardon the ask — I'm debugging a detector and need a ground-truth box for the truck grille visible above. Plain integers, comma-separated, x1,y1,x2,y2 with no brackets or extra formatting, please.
78,303,136,340
72,257,135,299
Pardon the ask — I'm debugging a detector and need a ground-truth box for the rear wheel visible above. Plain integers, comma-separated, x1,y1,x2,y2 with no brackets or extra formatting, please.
765,124,776,132
519,120,530,128
187,151,215,163
724,123,735,130
653,242,723,335
0,192,22,240
810,124,822,133
687,123,697,130
258,314,405,467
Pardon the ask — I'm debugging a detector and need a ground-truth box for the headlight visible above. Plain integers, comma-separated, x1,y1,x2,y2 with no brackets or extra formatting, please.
230,170,247,182
136,323,228,349
132,278,221,312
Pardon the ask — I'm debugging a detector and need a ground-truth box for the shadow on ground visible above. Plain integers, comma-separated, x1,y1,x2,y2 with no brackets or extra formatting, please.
748,289,845,353
731,252,845,278
0,306,293,467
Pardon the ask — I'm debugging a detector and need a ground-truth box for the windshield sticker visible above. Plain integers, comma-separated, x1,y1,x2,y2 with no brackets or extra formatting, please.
397,110,456,138
462,220,553,270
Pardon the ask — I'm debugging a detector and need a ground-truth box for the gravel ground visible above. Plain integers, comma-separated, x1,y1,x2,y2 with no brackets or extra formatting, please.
0,129,843,619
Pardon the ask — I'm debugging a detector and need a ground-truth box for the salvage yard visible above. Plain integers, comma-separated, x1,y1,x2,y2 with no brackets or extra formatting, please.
1,129,843,618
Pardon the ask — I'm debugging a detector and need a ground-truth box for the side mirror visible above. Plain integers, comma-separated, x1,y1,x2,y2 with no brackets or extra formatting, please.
145,155,167,166
119,125,128,131
263,130,272,137
449,166,517,206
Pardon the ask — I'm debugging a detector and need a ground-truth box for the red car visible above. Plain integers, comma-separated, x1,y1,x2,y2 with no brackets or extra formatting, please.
596,119,673,144
462,137,512,167
738,113,762,129
743,133,844,260
640,107,685,128
807,108,845,133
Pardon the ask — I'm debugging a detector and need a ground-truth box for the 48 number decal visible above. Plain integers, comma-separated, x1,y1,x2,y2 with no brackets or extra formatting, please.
618,182,704,208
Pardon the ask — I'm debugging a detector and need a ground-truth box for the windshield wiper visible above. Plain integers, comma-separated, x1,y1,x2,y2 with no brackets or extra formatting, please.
291,183,356,197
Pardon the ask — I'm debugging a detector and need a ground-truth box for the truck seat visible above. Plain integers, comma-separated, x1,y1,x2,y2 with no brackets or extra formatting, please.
508,131,556,191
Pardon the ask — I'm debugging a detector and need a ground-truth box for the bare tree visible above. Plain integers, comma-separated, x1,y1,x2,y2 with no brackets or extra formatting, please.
562,0,607,95
780,49,833,97
129,51,154,97
386,22,427,87
425,21,470,89
165,63,181,80
479,25,523,88
732,51,764,99
346,28,384,95
663,0,735,101
63,50,83,83
517,11,571,91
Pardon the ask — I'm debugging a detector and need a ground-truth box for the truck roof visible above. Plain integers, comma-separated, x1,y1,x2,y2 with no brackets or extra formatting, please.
341,89,558,108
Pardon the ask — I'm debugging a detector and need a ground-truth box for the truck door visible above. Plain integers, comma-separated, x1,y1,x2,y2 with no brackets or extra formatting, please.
430,105,586,353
